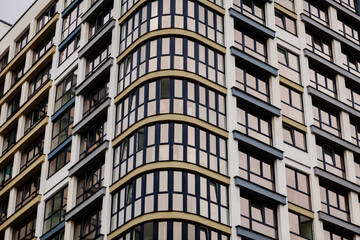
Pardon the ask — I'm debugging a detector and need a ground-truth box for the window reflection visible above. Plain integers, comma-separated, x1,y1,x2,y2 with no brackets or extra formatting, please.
313,103,340,137
316,141,345,178
286,167,311,210
320,183,349,221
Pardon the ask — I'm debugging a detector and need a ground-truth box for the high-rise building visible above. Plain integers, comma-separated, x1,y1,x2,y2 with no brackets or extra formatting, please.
0,0,360,239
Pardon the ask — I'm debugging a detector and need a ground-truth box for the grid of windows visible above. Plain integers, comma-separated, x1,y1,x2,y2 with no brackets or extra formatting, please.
44,186,68,233
74,208,102,240
111,170,229,230
316,141,345,178
234,27,267,62
306,30,332,61
283,124,307,151
118,37,225,92
238,149,274,190
309,64,336,98
37,1,56,32
237,106,272,145
120,0,224,53
51,106,74,150
303,0,328,24
16,173,40,211
233,0,264,24
61,3,81,40
313,103,340,136
235,63,269,103
277,47,300,84
116,78,226,135
117,220,230,240
275,11,296,35
79,119,107,159
48,144,71,177
59,32,80,64
280,84,304,124
320,183,350,221
54,68,77,112
20,135,44,172
28,63,51,98
286,167,311,210
240,194,277,239
113,122,227,183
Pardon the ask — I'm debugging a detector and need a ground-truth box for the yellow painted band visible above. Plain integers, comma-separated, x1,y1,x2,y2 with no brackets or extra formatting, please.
0,155,44,200
112,114,228,148
288,203,314,219
110,161,230,194
118,0,224,27
0,116,48,168
116,28,226,65
0,195,41,232
279,76,304,93
282,116,307,133
114,70,227,105
0,80,52,135
108,211,231,240
0,46,55,106
0,13,59,79
274,3,297,20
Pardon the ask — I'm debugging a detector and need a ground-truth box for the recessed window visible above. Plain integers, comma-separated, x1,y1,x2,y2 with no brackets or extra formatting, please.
280,84,304,124
59,32,80,64
54,68,77,112
44,186,68,233
15,30,29,54
0,51,8,71
277,47,300,84
286,167,311,210
275,11,296,35
48,144,71,177
61,3,80,40
289,211,313,239
283,124,306,150
37,1,56,32
51,106,74,150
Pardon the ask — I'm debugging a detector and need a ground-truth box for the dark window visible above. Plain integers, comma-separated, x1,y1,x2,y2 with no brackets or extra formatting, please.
44,186,68,233
85,42,111,75
83,79,109,117
59,33,80,64
320,183,349,221
61,3,80,40
289,211,313,240
51,106,74,150
80,119,107,159
306,30,332,61
313,103,340,137
25,97,48,133
11,61,25,87
13,215,36,240
233,0,265,23
0,197,8,224
303,0,328,24
48,144,71,177
7,94,20,119
2,126,17,154
16,173,40,211
15,30,29,54
89,6,112,38
37,1,56,32
20,135,44,172
286,167,311,210
316,141,345,178
54,68,77,112
74,208,102,240
275,10,296,35
234,27,267,62
309,64,336,98
33,32,54,63
283,124,307,150
28,63,51,98
0,51,8,71
0,161,12,190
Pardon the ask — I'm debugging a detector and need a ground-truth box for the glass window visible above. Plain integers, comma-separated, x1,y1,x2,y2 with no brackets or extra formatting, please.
346,81,360,111
48,144,71,177
54,68,77,112
7,94,20,119
234,27,267,62
275,11,296,35
286,167,311,210
320,183,349,221
334,0,357,12
24,97,48,133
77,162,104,205
89,5,113,38
309,64,336,98
37,1,56,32
51,106,74,150
48,229,64,240
44,186,68,233
74,208,102,240
316,141,345,178
350,119,360,147
303,0,328,24
0,197,8,224
79,119,107,159
289,211,313,240
16,173,40,211
0,161,12,190
0,51,8,71
28,63,51,98
338,15,360,44
323,226,351,240
2,126,17,154
20,135,44,172
341,47,360,77
233,0,265,23
306,30,332,61
11,60,25,87
61,3,80,40
33,32,54,63
13,215,36,240
280,84,304,124
15,30,29,54
86,42,111,75
83,79,109,117
277,47,300,84
313,103,340,136
283,124,307,150
59,32,80,64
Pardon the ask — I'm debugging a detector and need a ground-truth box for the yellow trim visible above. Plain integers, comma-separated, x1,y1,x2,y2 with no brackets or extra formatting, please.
282,116,307,133
114,70,227,105
110,161,230,193
279,76,304,93
0,195,41,232
288,203,314,219
0,45,55,107
116,28,226,64
118,0,224,26
274,3,297,20
0,116,48,168
112,114,228,148
0,155,44,201
108,212,231,240
0,13,59,79
0,80,52,135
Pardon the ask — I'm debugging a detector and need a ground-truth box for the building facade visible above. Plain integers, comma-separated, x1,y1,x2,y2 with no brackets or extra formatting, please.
0,0,360,239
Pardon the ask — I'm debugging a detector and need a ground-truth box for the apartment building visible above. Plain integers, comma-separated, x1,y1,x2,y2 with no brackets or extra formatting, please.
0,0,359,239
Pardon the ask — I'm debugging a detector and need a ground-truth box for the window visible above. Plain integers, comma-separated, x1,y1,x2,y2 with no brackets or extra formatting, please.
313,103,340,136
289,211,313,240
338,16,360,44
83,80,109,117
20,135,43,172
61,3,80,40
13,215,36,240
303,0,328,24
234,27,267,62
16,173,40,211
37,1,56,32
335,0,357,12
2,126,17,154
233,0,265,23
79,119,107,159
51,106,74,150
28,63,51,98
48,229,64,240
346,82,360,111
0,197,8,224
275,11,296,35
275,0,294,11
280,85,304,124
44,187,68,233
238,149,274,190
355,158,360,185
0,51,8,71
86,42,111,75
74,208,102,240
306,30,332,61
350,119,360,147
341,47,360,77
11,61,25,87
283,125,307,150
48,144,71,177
286,167,311,210
76,163,104,205
277,47,300,84
24,98,48,133
316,141,345,178
235,64,269,102
320,183,349,221
15,30,29,54
309,64,336,98
237,107,272,145
33,32,54,63
240,195,277,239
89,6,112,38
7,94,20,119
324,226,351,240
0,161,12,189
59,32,80,64
54,68,77,112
